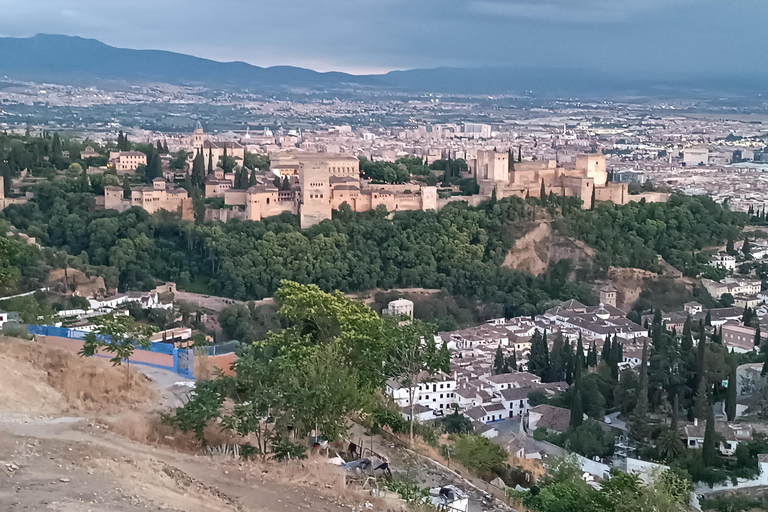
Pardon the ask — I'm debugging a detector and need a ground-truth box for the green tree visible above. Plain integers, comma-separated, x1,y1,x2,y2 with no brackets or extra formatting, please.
629,339,650,442
391,318,449,446
702,397,718,466
725,350,737,421
528,329,550,378
79,315,155,387
493,344,504,375
570,344,584,429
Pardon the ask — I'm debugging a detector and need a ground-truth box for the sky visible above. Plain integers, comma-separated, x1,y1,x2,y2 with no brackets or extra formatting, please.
0,0,766,76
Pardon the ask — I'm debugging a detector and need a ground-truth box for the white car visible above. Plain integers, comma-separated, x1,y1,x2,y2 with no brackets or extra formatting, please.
604,416,612,424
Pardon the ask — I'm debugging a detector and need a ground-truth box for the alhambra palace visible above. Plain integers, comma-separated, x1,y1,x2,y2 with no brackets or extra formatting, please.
103,125,659,228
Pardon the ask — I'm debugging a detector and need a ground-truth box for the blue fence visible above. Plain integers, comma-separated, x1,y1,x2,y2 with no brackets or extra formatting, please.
29,324,195,379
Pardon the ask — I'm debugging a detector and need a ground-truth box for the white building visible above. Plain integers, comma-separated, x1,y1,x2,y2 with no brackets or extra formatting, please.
385,298,414,320
708,253,736,272
386,371,458,415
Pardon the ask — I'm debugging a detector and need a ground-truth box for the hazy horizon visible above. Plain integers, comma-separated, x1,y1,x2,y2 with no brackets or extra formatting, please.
1,0,766,76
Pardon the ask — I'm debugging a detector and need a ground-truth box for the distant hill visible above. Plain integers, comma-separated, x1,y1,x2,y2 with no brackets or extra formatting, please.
1,34,766,98
0,34,381,90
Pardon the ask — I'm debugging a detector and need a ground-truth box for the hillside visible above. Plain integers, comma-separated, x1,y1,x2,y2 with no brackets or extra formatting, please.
0,34,380,90
0,336,385,512
2,34,768,96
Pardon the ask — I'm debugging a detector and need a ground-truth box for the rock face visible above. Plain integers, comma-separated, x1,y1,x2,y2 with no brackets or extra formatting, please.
46,268,106,297
503,220,596,276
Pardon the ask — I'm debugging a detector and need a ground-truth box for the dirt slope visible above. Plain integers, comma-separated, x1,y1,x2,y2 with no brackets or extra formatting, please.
0,337,157,416
503,220,596,276
0,337,385,512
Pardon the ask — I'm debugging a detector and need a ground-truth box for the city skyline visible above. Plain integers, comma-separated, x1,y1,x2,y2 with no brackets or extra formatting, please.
1,0,766,76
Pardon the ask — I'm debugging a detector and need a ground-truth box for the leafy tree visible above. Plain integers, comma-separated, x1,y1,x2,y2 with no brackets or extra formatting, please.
391,318,449,446
0,236,24,290
435,411,473,435
79,315,155,387
172,282,425,455
451,434,507,480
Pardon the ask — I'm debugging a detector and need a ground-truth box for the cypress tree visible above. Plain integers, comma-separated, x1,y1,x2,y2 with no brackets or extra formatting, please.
122,175,131,199
702,397,717,466
493,345,504,375
233,168,241,189
549,333,565,382
630,338,650,442
608,335,620,380
208,149,213,174
755,325,762,347
540,179,546,204
570,346,584,429
0,161,11,196
588,340,597,367
696,319,707,392
601,335,611,363
191,150,205,188
590,185,596,210
248,168,257,187
7,151,16,175
507,350,517,374
693,377,709,421
682,317,693,353
725,350,737,421
576,332,584,370
528,329,550,379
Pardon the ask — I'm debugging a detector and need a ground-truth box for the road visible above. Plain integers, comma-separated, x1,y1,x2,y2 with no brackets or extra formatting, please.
603,412,627,431
174,290,258,312
136,365,195,408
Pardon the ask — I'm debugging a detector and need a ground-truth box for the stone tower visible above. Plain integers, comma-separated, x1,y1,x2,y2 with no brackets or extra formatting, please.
192,121,204,153
599,283,617,308
476,149,509,196
298,160,331,229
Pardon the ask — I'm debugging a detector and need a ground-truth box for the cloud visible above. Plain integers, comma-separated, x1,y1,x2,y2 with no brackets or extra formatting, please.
469,0,688,23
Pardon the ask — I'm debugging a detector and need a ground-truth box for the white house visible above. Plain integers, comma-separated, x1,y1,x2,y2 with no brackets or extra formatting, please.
385,371,458,414
400,404,436,423
708,253,736,272
462,404,507,424
499,386,532,418
683,421,752,456
479,371,541,393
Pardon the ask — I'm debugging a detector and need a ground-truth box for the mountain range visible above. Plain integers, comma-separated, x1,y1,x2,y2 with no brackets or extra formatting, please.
0,34,765,98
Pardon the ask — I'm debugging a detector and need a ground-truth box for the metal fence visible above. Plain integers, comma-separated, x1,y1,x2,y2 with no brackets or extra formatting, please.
27,324,239,379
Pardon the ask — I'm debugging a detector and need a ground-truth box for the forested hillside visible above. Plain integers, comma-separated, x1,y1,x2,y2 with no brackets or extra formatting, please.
0,175,747,318
556,194,746,275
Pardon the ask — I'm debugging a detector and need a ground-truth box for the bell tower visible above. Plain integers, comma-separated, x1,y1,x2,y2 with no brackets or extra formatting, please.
193,121,204,153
